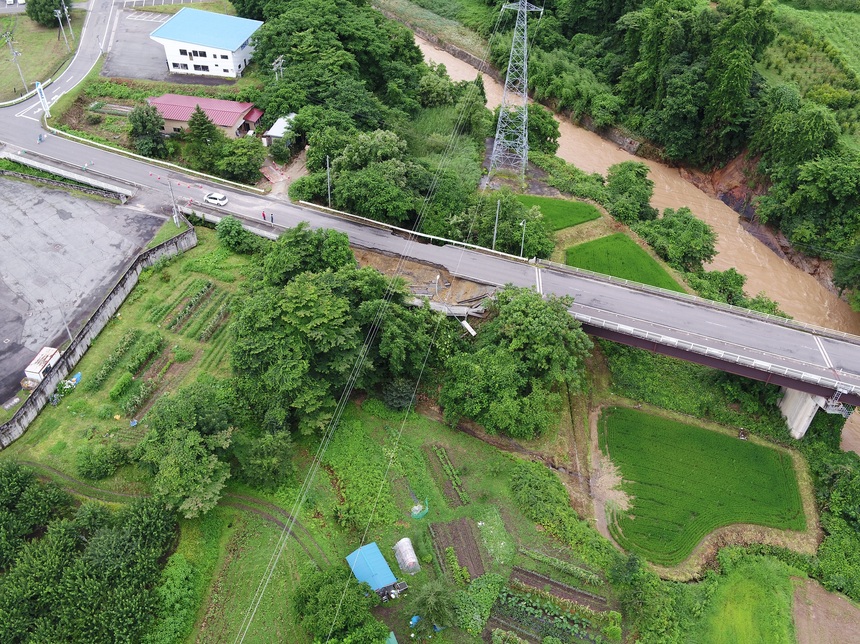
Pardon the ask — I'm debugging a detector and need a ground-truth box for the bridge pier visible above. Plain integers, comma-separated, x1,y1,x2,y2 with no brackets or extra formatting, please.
779,388,823,439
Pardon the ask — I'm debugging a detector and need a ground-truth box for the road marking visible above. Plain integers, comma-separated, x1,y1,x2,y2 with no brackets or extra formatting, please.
813,335,835,370
534,266,543,294
108,7,121,53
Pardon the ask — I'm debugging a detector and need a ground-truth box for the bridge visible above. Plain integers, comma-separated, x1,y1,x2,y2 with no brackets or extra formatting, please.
1,0,858,438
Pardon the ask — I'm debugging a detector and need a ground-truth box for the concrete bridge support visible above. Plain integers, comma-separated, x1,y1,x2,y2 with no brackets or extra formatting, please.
779,388,825,439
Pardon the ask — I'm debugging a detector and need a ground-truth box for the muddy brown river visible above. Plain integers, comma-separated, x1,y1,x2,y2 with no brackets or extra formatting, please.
415,37,860,444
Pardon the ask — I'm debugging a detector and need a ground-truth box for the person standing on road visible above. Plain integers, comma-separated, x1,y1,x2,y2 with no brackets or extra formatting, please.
262,211,266,221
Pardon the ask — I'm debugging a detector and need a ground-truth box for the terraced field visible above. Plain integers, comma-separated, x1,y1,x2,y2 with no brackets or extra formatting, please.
598,407,805,565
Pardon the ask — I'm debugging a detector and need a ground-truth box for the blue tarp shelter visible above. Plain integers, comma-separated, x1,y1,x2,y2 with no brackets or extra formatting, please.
345,543,397,592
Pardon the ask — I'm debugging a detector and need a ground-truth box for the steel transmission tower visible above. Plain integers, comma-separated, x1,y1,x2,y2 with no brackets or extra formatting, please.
488,0,542,179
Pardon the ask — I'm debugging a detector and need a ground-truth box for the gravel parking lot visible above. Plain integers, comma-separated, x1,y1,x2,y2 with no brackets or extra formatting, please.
0,179,163,403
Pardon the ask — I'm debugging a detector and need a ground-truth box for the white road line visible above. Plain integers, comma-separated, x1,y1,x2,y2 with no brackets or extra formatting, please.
108,9,121,53
534,267,542,293
813,335,835,370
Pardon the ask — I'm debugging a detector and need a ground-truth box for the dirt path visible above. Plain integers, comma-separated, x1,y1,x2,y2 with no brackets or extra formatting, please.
19,460,330,566
794,578,860,644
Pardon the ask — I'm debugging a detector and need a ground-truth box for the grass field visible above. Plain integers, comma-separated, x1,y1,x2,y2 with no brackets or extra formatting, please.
598,407,806,566
0,10,85,102
517,195,601,231
565,233,685,293
689,556,796,643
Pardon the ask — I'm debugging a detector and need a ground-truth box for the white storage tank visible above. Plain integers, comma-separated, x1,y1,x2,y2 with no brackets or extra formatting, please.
24,347,61,383
392,537,420,575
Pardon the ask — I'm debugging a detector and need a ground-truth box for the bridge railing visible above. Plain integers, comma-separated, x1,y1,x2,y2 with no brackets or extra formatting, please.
574,312,860,397
540,259,860,345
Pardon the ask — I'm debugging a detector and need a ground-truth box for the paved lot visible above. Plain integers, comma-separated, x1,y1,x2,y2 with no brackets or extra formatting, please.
0,179,163,402
102,7,237,85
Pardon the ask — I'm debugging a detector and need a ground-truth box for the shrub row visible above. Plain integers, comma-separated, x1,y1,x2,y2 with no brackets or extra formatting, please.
147,278,204,324
495,588,604,643
166,282,213,331
126,331,164,375
109,372,134,401
198,298,230,342
520,548,603,586
433,445,470,504
445,546,471,586
83,330,141,392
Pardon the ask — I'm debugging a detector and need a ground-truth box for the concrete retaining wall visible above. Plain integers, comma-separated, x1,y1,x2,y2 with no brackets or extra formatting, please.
0,224,198,449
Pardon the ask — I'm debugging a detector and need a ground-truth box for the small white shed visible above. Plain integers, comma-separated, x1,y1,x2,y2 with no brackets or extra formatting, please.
24,347,61,382
393,537,421,575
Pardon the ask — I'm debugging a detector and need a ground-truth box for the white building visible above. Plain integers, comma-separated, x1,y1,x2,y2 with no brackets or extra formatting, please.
150,8,263,79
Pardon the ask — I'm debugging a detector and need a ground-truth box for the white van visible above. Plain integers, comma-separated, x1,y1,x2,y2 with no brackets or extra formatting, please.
6,0,16,7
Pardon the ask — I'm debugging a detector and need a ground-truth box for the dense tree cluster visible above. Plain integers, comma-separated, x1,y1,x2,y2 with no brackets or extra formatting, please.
230,224,451,443
0,462,176,642
440,286,593,439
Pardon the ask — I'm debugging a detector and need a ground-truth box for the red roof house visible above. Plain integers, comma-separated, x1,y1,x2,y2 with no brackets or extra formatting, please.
147,94,264,139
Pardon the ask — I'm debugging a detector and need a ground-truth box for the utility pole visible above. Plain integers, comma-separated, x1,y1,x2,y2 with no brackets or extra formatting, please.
55,11,71,52
60,0,74,41
326,155,332,208
488,0,542,180
3,33,27,94
492,199,501,250
519,220,527,257
167,179,180,227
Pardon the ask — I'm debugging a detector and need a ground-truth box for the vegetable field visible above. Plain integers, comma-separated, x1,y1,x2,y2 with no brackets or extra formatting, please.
598,407,805,565
565,234,685,293
516,195,602,231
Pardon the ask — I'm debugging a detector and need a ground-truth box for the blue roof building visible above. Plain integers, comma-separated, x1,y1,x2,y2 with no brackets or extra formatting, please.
346,543,397,592
150,9,263,79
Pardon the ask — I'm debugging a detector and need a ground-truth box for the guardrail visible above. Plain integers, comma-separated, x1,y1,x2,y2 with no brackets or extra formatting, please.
574,312,860,397
539,258,860,345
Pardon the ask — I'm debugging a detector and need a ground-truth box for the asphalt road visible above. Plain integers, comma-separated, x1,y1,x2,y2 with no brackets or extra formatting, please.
1,0,859,406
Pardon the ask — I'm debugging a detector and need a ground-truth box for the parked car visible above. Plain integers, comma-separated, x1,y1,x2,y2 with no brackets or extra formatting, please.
204,193,228,207
6,0,16,7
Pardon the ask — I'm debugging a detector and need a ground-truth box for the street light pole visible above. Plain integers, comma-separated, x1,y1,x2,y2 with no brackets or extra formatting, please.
326,155,332,208
492,199,500,251
519,220,526,257
60,0,74,40
3,34,27,93
54,11,71,52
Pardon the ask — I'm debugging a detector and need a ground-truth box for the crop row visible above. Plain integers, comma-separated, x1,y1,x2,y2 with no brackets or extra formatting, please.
446,546,471,586
146,278,205,324
166,282,214,331
433,445,470,504
181,291,228,340
126,331,164,375
121,359,173,417
83,329,141,392
520,549,603,587
495,588,602,643
197,297,231,342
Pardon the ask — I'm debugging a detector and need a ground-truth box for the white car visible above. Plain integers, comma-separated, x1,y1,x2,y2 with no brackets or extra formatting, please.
204,193,228,207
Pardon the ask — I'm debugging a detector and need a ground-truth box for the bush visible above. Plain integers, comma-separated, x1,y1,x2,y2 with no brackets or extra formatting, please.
76,443,129,480
109,372,134,401
454,573,504,635
381,377,414,410
216,216,257,254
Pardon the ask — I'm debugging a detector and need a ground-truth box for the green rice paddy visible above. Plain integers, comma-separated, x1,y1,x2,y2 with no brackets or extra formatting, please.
565,233,685,292
516,195,601,230
598,407,805,565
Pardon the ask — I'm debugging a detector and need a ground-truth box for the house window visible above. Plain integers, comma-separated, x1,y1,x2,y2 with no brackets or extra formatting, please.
190,50,206,58
173,63,188,70
179,49,187,55
172,63,180,69
193,65,210,72
173,127,182,133
221,55,228,59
